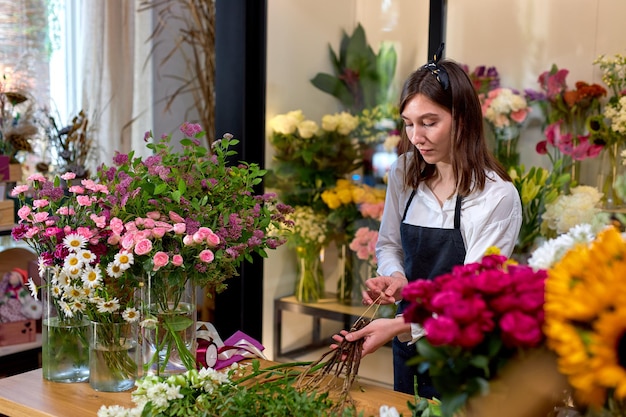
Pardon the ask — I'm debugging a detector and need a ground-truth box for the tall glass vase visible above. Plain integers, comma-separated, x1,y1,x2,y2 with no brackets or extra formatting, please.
294,246,324,303
89,321,139,392
141,272,197,376
598,142,624,209
493,124,520,172
336,243,355,305
41,269,90,383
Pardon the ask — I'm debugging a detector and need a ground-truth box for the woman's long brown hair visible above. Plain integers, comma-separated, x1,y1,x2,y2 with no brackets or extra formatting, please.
399,59,511,196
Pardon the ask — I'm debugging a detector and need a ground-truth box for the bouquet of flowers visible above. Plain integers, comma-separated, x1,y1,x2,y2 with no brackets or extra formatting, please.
527,64,607,183
267,110,362,211
284,206,329,302
509,165,570,254
12,121,293,376
321,179,385,303
401,252,547,417
481,87,531,169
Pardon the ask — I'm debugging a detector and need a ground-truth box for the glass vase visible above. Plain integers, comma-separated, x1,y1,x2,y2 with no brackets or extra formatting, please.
336,243,355,305
41,270,90,383
140,272,197,376
493,124,520,172
294,246,324,303
89,321,139,392
598,142,624,209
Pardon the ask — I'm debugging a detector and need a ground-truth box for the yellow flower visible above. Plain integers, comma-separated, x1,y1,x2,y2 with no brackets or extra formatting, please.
321,190,341,210
545,226,626,406
336,188,353,205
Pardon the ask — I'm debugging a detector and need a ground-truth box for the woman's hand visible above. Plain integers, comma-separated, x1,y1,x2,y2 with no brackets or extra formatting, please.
331,317,410,357
362,273,408,305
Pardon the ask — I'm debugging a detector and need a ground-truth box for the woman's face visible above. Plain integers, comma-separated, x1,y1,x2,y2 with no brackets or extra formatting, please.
401,93,453,165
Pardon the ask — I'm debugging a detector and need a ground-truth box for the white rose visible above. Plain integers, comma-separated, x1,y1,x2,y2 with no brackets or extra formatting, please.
321,114,339,132
269,114,296,135
297,120,319,139
337,112,359,135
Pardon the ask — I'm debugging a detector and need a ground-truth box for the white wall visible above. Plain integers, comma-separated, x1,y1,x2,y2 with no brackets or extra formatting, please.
263,0,430,360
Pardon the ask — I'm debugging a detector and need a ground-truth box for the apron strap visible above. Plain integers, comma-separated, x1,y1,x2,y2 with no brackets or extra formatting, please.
402,189,417,222
454,194,463,229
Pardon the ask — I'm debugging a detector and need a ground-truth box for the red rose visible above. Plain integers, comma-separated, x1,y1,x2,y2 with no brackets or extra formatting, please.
536,140,548,155
473,269,512,294
444,295,487,324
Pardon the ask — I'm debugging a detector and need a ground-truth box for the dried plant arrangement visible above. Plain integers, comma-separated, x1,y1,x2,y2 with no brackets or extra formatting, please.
138,0,216,147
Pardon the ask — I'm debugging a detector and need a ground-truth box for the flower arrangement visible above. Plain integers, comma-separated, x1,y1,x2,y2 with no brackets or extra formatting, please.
509,165,570,254
480,87,531,170
267,110,362,211
543,226,626,414
401,252,547,417
536,121,604,171
284,206,329,302
12,121,293,375
539,185,609,238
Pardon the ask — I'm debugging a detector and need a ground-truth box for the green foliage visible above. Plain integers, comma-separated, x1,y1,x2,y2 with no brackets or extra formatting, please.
310,23,397,113
510,164,570,254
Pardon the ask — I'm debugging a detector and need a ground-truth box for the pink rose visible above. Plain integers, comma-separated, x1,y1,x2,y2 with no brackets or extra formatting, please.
90,214,106,228
134,239,153,256
456,322,485,349
183,235,194,246
110,218,124,235
199,249,214,263
152,251,169,270
152,227,167,239
121,233,136,250
33,199,49,209
193,227,212,244
143,218,156,229
68,185,84,194
169,211,185,223
173,223,186,234
472,269,511,294
424,316,459,346
499,311,543,348
205,230,220,247
146,211,161,220
172,254,184,266
444,296,487,324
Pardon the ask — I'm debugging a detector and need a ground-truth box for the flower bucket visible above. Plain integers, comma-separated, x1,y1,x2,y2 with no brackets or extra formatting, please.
41,270,89,383
89,320,139,391
141,272,197,376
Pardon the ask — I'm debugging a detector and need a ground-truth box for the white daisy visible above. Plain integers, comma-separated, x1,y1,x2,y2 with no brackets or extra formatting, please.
70,300,86,313
114,251,134,270
81,265,102,288
27,277,38,300
66,285,83,300
51,284,64,298
63,233,88,252
97,298,120,313
65,266,82,279
77,249,96,265
63,253,83,270
106,262,124,278
57,270,72,286
122,307,140,323
58,300,74,318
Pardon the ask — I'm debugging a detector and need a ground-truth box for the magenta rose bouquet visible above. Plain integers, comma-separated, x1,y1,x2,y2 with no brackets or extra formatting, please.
402,253,547,417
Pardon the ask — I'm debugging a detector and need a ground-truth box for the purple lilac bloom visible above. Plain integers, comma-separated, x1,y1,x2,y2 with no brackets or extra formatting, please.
143,155,162,169
113,152,129,166
194,263,208,273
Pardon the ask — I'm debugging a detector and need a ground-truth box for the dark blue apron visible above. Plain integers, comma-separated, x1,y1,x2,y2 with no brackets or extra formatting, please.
393,190,466,396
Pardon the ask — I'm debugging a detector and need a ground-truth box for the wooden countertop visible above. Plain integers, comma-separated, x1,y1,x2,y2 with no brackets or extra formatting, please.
0,362,415,416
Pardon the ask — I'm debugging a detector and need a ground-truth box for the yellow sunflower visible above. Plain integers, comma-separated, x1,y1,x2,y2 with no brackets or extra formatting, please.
544,226,626,406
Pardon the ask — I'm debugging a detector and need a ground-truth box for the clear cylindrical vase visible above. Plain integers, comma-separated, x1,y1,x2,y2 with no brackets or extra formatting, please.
294,246,324,303
598,142,624,209
141,272,197,376
41,270,89,383
89,321,139,391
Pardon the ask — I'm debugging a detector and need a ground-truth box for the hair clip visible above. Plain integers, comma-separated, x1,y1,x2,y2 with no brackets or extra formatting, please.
423,42,449,90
